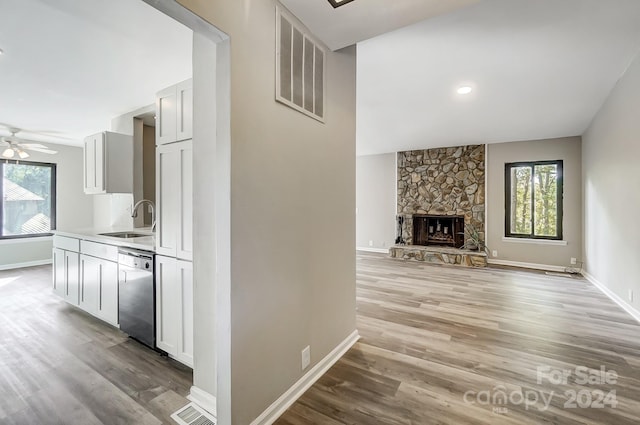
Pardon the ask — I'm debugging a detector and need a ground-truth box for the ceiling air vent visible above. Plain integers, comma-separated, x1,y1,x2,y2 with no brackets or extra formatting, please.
276,6,325,122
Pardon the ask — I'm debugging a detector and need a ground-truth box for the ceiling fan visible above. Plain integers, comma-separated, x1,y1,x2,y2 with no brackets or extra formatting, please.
0,128,58,159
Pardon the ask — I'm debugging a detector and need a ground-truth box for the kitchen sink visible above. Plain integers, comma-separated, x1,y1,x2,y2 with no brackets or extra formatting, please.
98,231,151,238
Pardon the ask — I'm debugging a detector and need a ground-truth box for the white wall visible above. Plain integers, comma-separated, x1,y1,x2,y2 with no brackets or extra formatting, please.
178,1,357,424
0,143,94,269
583,51,640,312
486,137,582,269
356,153,396,250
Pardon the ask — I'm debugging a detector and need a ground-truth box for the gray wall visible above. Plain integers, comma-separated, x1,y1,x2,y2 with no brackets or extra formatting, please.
486,137,582,268
178,1,357,424
583,51,640,311
356,153,396,250
0,143,94,269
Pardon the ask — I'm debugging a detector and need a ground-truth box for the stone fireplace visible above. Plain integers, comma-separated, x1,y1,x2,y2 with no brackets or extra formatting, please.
391,146,486,266
412,214,465,248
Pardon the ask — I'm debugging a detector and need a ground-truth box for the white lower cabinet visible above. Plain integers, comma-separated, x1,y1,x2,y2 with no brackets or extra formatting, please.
53,247,80,306
155,255,193,367
80,254,119,326
53,238,119,327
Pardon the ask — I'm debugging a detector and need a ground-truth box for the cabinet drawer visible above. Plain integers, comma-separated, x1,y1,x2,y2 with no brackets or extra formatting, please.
53,235,80,252
80,240,118,262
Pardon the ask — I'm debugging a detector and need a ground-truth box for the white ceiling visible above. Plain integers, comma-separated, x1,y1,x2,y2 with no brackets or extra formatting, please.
0,0,192,146
279,0,479,51
357,0,640,155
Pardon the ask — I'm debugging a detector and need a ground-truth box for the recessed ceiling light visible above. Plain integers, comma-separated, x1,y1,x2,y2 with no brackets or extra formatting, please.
327,0,356,8
457,86,473,95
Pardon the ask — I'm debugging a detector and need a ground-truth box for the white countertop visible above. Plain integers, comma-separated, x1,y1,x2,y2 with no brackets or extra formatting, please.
54,227,155,252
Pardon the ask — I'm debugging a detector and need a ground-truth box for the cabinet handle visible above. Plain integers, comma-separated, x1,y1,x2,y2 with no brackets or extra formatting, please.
65,255,69,295
99,264,103,310
93,140,97,190
53,251,56,290
81,259,85,302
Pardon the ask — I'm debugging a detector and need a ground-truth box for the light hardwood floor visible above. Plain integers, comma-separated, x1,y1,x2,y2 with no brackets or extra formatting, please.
277,252,640,425
0,265,192,425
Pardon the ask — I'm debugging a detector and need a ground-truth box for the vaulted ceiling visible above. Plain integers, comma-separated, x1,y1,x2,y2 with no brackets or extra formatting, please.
2,0,640,155
279,0,479,50
355,0,640,154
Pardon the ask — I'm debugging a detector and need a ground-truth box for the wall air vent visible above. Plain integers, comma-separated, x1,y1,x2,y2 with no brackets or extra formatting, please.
276,6,326,122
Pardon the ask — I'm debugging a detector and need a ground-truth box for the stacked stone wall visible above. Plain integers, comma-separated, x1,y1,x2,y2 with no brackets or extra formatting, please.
397,145,485,245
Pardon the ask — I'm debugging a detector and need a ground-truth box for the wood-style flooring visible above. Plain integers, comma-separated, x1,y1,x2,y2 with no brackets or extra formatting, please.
0,265,192,425
277,252,640,425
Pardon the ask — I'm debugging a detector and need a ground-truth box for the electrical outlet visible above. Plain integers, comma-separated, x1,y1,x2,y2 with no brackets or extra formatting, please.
492,250,498,257
629,290,634,303
570,258,577,265
369,240,374,247
301,346,311,370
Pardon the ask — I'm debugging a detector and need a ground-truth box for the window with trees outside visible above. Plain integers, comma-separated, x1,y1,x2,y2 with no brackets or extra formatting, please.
505,160,563,240
0,160,56,239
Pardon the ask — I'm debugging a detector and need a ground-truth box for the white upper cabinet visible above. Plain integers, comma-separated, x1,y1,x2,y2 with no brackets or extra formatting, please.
176,79,193,142
84,131,133,194
156,140,193,260
156,79,192,145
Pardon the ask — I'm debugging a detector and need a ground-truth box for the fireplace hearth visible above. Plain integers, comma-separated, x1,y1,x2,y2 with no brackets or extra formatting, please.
412,214,464,248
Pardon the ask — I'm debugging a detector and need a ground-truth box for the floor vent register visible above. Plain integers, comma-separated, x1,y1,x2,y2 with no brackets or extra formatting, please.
171,403,216,425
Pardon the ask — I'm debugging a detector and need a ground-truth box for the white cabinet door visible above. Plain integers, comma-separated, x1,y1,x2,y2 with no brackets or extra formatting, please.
53,248,66,298
177,141,193,261
64,251,80,306
156,143,180,257
156,140,192,259
156,85,177,145
156,255,178,355
84,132,132,194
157,79,192,145
155,256,193,367
176,79,193,142
97,259,118,326
83,133,105,194
79,255,100,315
176,260,193,367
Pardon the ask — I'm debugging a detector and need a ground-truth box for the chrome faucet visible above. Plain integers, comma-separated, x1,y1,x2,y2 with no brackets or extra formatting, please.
131,199,156,231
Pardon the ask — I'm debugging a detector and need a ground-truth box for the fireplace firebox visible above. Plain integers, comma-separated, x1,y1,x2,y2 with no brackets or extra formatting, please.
412,214,464,248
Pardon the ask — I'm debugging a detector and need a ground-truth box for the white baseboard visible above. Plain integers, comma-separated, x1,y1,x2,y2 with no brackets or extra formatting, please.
188,386,217,418
356,247,388,254
582,271,640,325
0,259,52,271
487,259,566,272
250,330,360,425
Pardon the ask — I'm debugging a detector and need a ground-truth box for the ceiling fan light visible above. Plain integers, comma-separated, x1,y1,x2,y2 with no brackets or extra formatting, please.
18,150,29,159
2,148,15,158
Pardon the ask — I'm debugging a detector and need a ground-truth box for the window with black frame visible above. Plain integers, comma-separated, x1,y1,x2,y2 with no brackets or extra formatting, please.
505,160,563,240
0,160,56,239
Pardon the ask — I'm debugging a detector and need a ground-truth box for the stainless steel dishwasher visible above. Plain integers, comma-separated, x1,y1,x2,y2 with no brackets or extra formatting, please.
118,247,155,349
